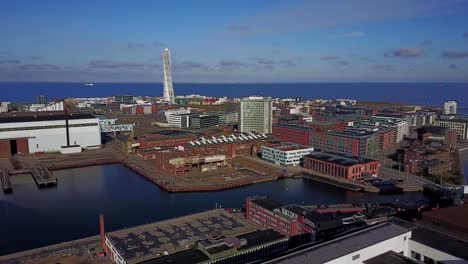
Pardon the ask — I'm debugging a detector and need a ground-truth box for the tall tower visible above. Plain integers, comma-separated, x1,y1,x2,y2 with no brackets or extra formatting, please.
163,48,175,104
240,97,273,134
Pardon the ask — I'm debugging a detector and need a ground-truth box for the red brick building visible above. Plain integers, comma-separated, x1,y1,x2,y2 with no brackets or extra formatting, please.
143,134,273,175
307,120,347,132
245,197,362,239
378,127,397,151
303,152,380,181
246,197,312,237
138,130,198,149
309,130,380,157
272,125,312,146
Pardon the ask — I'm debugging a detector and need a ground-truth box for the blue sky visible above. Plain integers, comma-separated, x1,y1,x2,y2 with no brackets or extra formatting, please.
0,0,467,82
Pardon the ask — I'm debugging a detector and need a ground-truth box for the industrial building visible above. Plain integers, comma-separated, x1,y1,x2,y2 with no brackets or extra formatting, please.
240,97,273,134
261,143,314,166
310,129,380,157
104,209,259,264
434,117,468,140
148,133,271,175
138,130,198,149
0,112,101,156
303,152,380,180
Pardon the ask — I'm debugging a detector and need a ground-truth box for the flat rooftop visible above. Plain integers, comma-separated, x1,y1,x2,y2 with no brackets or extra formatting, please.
142,229,286,264
328,129,377,138
265,222,410,264
106,209,257,263
411,226,468,260
265,143,313,152
0,113,97,123
364,251,420,264
304,152,376,166
250,197,285,211
421,203,468,236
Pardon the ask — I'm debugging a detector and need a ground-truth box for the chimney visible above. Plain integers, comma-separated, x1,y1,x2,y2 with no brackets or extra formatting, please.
99,214,106,253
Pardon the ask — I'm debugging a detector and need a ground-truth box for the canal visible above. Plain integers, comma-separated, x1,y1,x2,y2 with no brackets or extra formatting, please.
0,164,428,256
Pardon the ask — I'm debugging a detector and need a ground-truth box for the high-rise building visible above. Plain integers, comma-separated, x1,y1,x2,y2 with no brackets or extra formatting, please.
37,95,48,104
443,100,457,115
240,97,273,134
162,48,175,104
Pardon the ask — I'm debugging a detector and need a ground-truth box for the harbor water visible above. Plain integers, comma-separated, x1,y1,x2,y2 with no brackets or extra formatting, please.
0,164,427,256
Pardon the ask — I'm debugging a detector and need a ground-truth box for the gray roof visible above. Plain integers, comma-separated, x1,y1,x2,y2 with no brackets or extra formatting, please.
411,227,468,260
265,222,410,264
364,251,420,264
0,113,97,123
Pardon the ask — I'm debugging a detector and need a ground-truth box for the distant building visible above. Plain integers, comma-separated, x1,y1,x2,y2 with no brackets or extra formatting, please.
371,115,410,142
121,105,157,115
240,97,273,134
163,48,175,104
164,108,192,128
261,143,314,166
303,152,380,181
114,95,134,104
443,100,457,115
208,111,239,124
434,118,468,140
189,114,219,129
36,95,47,104
0,102,10,113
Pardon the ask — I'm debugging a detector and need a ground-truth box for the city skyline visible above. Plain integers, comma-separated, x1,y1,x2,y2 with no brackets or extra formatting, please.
0,0,468,82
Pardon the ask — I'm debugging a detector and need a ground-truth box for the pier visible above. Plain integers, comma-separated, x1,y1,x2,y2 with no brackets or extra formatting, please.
31,167,57,187
1,168,12,193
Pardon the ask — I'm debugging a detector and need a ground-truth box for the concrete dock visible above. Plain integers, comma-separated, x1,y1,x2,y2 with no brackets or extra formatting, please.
1,168,12,193
31,166,57,187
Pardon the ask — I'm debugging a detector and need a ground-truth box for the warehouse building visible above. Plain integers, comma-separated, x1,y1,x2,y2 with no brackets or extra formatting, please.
0,112,101,156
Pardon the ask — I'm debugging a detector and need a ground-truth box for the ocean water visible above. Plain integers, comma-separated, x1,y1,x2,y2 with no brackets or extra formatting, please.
0,82,466,106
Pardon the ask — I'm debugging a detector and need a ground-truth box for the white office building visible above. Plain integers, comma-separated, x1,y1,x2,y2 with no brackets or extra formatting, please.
266,221,468,264
164,108,191,128
262,143,314,166
372,116,410,142
443,100,457,115
240,97,273,134
0,113,101,156
434,118,468,140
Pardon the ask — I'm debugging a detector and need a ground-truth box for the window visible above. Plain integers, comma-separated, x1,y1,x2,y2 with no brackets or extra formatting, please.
352,254,360,260
411,251,421,260
423,256,435,264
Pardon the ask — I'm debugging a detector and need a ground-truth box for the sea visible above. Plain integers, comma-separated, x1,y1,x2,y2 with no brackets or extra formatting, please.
0,82,467,107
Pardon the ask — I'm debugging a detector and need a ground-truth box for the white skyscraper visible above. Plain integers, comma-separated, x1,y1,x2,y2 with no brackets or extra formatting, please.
163,48,175,104
240,97,273,134
443,101,457,115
